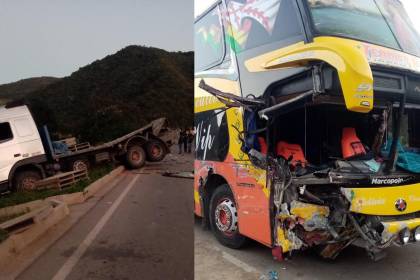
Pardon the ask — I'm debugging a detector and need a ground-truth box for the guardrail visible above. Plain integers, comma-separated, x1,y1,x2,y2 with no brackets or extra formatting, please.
34,169,89,190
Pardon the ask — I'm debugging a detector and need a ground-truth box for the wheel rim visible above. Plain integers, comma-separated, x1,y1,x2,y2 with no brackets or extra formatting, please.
151,145,163,157
21,177,37,191
73,160,88,171
215,198,238,235
131,151,140,162
219,209,228,225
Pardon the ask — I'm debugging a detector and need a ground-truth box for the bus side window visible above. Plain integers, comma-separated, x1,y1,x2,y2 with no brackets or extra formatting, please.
195,5,224,71
0,122,13,143
195,110,229,162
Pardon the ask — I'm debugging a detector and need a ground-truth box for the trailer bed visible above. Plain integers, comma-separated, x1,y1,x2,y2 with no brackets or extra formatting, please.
52,118,169,160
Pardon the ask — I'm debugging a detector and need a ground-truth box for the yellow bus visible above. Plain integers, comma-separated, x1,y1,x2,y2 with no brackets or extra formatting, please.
194,0,420,261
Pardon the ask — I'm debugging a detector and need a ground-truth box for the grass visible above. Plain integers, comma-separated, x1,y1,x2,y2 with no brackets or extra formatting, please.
0,229,8,243
0,164,114,209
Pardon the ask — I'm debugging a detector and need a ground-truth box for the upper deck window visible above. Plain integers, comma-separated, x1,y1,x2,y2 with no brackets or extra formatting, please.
227,0,303,53
306,0,420,57
195,6,224,71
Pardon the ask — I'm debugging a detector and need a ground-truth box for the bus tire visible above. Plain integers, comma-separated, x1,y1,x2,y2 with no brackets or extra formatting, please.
14,170,42,192
209,184,247,249
146,140,166,162
125,145,146,169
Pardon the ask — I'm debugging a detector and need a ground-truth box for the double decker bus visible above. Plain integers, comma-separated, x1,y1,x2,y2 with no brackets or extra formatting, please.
195,0,420,260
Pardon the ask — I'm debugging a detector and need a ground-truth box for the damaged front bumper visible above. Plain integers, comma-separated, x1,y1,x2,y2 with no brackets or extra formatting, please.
381,218,420,243
341,182,420,216
274,182,420,261
340,183,420,254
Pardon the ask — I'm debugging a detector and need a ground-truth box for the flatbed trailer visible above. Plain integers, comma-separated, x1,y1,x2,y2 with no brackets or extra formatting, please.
47,117,175,169
0,104,177,192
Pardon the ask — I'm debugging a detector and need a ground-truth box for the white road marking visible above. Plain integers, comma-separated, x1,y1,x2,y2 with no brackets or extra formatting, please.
51,174,140,280
209,244,260,274
221,251,260,274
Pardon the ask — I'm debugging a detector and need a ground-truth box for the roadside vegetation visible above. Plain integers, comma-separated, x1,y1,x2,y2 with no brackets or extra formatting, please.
0,164,114,209
0,229,8,243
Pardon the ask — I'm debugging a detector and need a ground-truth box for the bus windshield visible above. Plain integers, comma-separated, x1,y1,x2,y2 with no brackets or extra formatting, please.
306,0,420,57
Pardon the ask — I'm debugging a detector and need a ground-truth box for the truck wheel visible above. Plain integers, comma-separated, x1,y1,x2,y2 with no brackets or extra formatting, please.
14,170,42,192
71,159,90,171
146,140,166,162
209,184,247,249
126,145,146,169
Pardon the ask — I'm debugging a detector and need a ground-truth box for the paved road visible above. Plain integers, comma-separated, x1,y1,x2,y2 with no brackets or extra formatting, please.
195,218,420,280
17,153,193,280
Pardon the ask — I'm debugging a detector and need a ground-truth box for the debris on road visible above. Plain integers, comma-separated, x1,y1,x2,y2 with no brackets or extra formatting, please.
162,171,194,179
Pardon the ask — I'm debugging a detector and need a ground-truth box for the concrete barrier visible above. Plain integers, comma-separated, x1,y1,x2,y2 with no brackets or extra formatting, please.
0,200,69,262
0,200,45,220
0,165,125,266
0,166,125,215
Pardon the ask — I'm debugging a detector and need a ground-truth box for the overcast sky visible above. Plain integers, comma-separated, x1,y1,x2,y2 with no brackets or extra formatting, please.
0,0,193,84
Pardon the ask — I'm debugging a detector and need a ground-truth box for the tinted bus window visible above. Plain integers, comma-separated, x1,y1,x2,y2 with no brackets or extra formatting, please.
195,110,229,161
195,6,224,71
227,0,302,52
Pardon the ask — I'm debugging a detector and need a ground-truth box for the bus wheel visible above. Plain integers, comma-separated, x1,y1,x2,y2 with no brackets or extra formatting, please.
209,184,247,249
126,145,146,169
14,170,42,192
146,140,166,162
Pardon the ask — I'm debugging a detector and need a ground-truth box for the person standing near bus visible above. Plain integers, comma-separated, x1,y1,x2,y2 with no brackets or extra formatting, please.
178,129,186,154
187,128,194,153
183,129,189,153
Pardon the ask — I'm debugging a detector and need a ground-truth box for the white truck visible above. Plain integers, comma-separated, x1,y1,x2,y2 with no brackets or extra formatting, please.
0,102,176,192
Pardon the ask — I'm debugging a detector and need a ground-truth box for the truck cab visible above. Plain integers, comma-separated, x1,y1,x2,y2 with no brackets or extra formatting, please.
0,104,46,192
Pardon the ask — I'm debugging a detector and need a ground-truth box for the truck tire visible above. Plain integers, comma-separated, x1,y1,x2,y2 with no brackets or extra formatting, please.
126,145,146,169
209,184,247,249
14,170,42,192
70,158,90,171
146,140,166,162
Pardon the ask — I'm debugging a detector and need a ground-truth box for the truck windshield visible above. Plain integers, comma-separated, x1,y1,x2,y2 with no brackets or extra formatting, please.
306,0,420,57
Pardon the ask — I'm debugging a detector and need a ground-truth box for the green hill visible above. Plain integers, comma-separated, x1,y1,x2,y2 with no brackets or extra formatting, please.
0,77,60,105
18,46,193,143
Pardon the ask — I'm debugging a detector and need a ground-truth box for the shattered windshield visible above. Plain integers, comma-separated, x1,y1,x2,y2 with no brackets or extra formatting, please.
306,0,420,57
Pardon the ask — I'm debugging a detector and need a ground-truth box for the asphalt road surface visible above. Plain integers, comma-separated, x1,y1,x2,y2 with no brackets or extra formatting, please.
17,153,193,280
195,218,420,280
